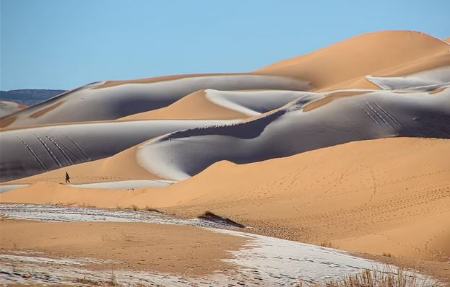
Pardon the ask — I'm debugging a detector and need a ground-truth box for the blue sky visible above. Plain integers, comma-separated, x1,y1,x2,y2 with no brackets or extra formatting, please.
1,0,449,90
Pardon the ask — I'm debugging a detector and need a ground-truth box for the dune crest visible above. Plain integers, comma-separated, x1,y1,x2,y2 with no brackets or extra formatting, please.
1,75,308,129
0,100,26,117
258,31,449,89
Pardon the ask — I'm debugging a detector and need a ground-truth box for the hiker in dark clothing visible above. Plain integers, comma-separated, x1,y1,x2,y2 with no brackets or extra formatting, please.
65,172,71,184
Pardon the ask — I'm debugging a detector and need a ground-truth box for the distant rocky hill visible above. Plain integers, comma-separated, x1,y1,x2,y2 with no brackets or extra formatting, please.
0,89,66,106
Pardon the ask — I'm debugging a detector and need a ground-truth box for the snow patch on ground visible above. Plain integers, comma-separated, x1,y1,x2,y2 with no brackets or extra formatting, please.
0,204,440,286
0,204,235,229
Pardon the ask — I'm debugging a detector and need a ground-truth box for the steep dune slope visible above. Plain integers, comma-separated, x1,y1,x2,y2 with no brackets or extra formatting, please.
0,119,239,182
0,100,26,117
4,85,447,184
257,31,449,90
159,137,450,260
0,75,308,129
136,87,450,180
165,137,450,261
3,91,320,184
5,146,159,185
367,66,450,90
324,53,450,91
120,89,322,120
119,90,247,120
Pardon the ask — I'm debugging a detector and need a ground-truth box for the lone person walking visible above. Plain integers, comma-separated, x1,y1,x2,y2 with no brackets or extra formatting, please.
65,171,71,184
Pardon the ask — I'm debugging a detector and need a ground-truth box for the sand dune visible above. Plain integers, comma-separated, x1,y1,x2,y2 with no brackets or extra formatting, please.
120,89,322,120
320,53,450,92
159,138,450,261
1,75,308,129
2,30,450,283
3,31,447,130
4,85,448,184
4,145,161,185
162,137,450,262
367,66,450,90
257,31,449,90
119,90,247,120
0,100,26,117
136,86,450,180
0,119,239,182
3,137,449,263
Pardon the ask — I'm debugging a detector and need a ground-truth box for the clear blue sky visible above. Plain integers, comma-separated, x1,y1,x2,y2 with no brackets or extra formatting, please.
1,0,449,90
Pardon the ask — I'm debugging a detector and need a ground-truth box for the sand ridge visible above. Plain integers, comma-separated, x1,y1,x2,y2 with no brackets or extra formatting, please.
118,90,247,121
0,100,26,118
258,31,449,90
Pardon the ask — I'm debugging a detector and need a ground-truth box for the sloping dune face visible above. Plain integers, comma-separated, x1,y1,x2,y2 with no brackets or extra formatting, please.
3,138,448,262
120,89,323,120
137,87,450,180
0,119,239,182
367,66,450,90
157,137,450,260
0,75,308,129
0,100,26,117
257,31,449,89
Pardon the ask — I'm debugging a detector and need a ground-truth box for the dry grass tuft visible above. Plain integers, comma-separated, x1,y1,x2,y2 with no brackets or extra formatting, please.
320,241,333,248
300,267,439,287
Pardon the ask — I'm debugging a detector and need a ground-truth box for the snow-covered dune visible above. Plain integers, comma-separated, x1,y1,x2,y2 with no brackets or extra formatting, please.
367,66,450,90
137,87,450,180
119,89,321,121
0,119,239,182
204,89,322,116
0,100,25,117
0,75,308,129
